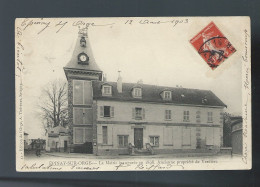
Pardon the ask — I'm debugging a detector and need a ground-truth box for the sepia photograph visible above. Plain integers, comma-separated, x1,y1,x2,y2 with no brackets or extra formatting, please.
15,17,251,171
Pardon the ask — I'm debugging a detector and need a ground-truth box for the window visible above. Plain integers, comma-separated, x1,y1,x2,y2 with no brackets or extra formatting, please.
102,85,112,96
73,108,93,124
182,127,191,146
208,112,213,123
183,111,190,122
102,126,108,144
206,127,214,145
219,112,223,124
74,127,93,144
165,110,172,120
73,80,92,105
163,127,173,145
100,106,114,118
163,91,172,100
133,107,145,120
196,111,201,123
150,136,159,147
118,135,128,147
104,106,110,117
133,88,142,98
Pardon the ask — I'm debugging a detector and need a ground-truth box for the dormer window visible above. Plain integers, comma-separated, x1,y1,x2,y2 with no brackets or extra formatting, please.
163,91,172,100
133,88,142,98
102,85,112,96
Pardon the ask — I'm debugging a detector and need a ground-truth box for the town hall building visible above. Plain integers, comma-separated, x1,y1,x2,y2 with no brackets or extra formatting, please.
63,28,227,155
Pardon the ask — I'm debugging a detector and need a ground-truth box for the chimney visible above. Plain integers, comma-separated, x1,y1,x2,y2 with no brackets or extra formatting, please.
103,74,107,82
117,71,122,93
137,79,143,84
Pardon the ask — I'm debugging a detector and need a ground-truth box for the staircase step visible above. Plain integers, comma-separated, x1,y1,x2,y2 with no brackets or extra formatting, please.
134,149,151,155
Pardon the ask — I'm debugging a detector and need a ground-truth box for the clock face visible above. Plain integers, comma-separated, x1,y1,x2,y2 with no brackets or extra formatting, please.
78,53,89,63
80,54,87,61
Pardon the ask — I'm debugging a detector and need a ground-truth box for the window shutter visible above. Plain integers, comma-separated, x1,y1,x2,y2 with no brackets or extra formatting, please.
83,108,93,124
142,108,145,119
164,127,173,145
100,106,104,117
182,128,191,145
84,127,93,142
83,81,93,105
132,108,135,119
73,80,84,105
73,108,84,124
74,128,84,144
110,106,114,117
164,110,167,120
206,127,214,145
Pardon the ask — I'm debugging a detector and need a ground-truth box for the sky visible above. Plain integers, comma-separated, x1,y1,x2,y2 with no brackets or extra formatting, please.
17,17,246,139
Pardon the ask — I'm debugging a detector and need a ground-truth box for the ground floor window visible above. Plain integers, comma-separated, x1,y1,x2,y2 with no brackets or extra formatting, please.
206,127,214,145
102,126,108,144
150,136,159,147
182,127,191,146
118,135,128,148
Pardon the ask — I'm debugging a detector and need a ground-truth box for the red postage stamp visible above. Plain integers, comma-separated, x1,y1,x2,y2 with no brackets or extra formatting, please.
190,21,236,70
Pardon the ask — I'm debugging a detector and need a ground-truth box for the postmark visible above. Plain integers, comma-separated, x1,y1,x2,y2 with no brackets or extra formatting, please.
190,21,236,70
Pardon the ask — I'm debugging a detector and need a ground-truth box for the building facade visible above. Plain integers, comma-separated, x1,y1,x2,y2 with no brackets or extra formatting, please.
64,28,226,155
46,126,70,152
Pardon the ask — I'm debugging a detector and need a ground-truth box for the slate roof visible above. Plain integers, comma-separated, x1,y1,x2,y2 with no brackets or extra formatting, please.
48,126,69,135
64,34,101,72
92,81,226,107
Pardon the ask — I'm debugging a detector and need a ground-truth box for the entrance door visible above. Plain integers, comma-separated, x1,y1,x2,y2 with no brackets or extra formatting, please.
55,142,59,152
64,141,68,152
134,128,143,149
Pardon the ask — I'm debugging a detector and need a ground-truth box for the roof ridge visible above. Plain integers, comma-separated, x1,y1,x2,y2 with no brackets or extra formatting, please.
96,80,211,92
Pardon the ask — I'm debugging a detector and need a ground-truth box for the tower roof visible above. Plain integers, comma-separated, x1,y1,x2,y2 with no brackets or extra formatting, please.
64,28,101,72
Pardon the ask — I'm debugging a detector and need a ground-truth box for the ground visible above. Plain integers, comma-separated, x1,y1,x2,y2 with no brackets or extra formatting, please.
24,150,240,161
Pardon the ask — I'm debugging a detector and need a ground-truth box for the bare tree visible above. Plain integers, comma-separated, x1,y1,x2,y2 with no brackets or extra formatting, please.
38,79,68,133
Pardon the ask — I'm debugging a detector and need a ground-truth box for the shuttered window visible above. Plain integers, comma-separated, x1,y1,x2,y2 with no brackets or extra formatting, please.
84,81,93,105
73,107,93,125
84,127,93,142
73,80,83,105
206,127,214,145
182,127,191,145
74,127,93,144
74,128,84,144
163,127,173,145
102,126,108,144
99,106,114,118
73,80,92,105
73,108,84,124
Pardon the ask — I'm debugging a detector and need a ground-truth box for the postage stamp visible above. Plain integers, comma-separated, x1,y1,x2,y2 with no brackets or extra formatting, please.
15,17,251,172
190,21,236,70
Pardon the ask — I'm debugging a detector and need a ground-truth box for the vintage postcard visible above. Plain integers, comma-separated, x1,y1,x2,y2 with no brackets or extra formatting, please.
15,17,251,171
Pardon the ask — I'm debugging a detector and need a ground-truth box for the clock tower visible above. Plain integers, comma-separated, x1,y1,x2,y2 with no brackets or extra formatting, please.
64,27,102,154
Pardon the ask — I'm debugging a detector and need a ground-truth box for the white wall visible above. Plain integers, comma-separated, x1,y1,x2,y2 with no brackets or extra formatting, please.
97,100,224,125
97,123,221,150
